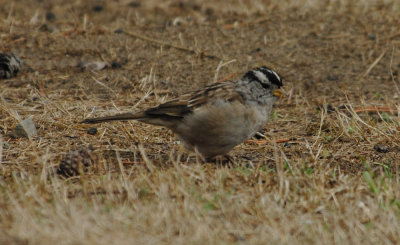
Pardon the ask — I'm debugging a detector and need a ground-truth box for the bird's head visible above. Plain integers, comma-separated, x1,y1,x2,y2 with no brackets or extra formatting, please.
243,66,284,98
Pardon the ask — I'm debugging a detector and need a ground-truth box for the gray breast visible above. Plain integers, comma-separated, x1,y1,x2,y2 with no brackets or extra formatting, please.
175,99,271,158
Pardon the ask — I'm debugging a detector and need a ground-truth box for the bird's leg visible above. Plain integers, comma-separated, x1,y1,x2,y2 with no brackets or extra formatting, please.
194,147,206,164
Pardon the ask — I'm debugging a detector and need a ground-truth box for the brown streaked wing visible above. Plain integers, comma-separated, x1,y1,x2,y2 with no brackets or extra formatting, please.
144,93,192,118
188,81,244,108
144,81,242,118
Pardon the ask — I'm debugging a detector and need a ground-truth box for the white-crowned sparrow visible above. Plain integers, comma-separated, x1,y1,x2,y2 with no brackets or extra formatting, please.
0,53,22,79
82,66,283,159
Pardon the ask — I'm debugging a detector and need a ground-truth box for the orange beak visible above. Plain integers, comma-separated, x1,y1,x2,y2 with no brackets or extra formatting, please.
272,89,285,98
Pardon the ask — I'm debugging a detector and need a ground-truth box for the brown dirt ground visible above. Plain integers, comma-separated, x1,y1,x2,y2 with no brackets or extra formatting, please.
2,0,399,174
1,0,400,244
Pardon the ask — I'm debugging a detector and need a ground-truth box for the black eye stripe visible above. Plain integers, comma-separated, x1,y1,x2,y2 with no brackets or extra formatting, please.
259,81,270,90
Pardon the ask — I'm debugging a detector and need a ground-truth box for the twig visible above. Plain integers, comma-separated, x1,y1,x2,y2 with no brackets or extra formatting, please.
138,144,155,173
122,126,136,141
0,136,3,166
214,59,236,83
218,72,236,82
389,32,400,40
222,17,271,29
115,150,127,184
123,161,144,165
123,30,221,60
325,33,351,39
246,138,291,145
5,37,26,48
92,76,117,95
361,50,386,78
222,22,247,29
354,106,398,114
276,138,291,143
389,46,400,96
345,97,396,144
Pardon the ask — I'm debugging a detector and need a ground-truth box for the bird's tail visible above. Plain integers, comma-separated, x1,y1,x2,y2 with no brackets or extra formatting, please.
81,112,145,124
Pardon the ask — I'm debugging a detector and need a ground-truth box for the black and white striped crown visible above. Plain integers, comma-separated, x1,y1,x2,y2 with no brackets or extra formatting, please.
243,66,283,88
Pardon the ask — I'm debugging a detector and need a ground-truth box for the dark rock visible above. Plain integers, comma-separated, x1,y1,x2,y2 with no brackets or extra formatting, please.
374,144,389,153
45,11,56,21
39,24,56,33
204,8,213,16
78,61,107,71
111,61,122,69
128,1,141,7
327,75,339,81
9,118,37,139
2,141,10,149
87,127,98,135
368,33,376,40
93,5,104,12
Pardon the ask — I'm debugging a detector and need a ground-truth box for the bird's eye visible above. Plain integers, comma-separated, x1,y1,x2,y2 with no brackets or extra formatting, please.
260,82,270,90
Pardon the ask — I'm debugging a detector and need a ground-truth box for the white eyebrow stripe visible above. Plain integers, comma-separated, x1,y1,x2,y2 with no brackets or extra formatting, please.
253,70,267,82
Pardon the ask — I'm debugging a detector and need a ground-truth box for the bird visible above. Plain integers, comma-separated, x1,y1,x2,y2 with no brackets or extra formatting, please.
82,66,283,160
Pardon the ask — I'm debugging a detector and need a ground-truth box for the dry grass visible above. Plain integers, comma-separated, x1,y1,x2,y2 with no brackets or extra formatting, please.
1,0,400,244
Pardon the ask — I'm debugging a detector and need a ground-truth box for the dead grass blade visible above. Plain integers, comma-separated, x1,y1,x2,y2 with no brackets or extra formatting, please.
246,138,291,145
361,50,386,78
354,106,398,114
123,30,221,60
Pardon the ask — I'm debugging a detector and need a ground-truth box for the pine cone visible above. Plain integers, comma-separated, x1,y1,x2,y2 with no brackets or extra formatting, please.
57,145,96,177
0,53,22,79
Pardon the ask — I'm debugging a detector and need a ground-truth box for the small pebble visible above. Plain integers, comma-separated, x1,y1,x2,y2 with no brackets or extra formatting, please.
284,142,291,148
327,75,339,81
87,127,98,135
3,142,10,149
78,61,107,71
45,11,56,21
9,118,37,139
111,61,122,69
93,5,104,12
368,33,376,40
173,17,187,26
373,144,389,153
128,1,141,7
204,8,213,16
39,24,57,33
0,137,9,149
